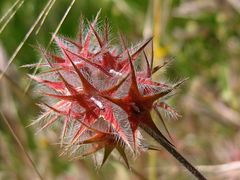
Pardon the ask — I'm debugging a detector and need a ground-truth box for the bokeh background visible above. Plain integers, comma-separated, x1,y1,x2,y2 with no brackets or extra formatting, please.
1,0,240,179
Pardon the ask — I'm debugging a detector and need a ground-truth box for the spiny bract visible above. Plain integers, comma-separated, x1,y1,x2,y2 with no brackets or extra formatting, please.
30,13,182,168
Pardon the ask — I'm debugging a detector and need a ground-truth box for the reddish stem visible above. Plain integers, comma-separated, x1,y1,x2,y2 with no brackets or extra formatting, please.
140,123,206,180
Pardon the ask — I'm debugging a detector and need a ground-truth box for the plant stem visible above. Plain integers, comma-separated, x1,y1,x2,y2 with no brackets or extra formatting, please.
149,151,157,180
0,111,44,180
140,124,207,180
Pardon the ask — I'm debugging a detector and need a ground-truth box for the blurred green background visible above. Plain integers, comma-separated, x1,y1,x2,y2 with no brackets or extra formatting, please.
1,0,240,179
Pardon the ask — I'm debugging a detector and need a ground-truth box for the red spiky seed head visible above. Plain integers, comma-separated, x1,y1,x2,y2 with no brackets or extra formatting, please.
29,14,182,167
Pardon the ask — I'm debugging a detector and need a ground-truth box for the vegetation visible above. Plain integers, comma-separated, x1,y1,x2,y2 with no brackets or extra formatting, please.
1,0,240,179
